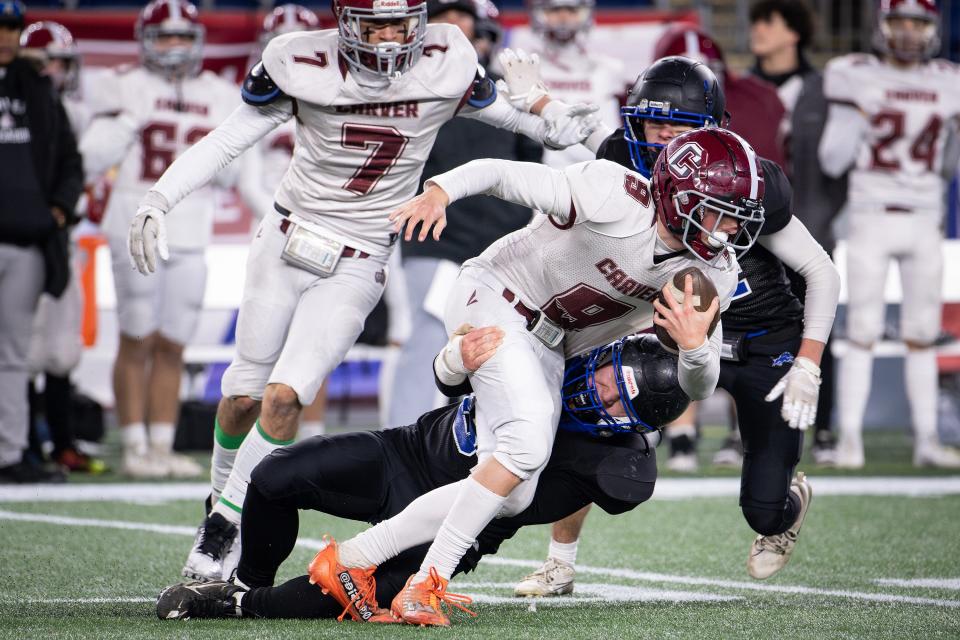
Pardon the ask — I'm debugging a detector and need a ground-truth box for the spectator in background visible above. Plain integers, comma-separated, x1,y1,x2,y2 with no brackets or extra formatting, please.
749,0,847,466
20,20,106,474
388,0,543,427
523,0,627,168
0,0,84,484
650,24,787,471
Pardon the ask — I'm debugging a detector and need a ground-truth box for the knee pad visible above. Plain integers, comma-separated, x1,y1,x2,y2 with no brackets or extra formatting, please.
741,503,789,537
221,358,270,401
498,478,539,517
494,435,552,478
249,446,297,501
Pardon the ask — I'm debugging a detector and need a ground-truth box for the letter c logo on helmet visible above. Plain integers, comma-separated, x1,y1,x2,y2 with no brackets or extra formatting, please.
667,141,704,180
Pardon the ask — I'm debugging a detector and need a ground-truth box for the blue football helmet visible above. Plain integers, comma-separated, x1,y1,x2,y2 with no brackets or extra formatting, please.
559,335,689,437
621,56,726,178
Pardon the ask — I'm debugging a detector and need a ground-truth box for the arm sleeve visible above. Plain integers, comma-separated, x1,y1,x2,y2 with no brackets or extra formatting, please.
677,319,722,401
584,122,617,155
759,216,840,344
818,103,868,178
433,353,474,397
78,112,139,180
427,158,574,222
236,143,275,220
148,101,292,212
459,92,550,144
50,95,85,218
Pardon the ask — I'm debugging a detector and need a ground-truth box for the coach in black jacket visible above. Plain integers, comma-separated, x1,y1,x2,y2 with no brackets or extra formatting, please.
0,0,83,483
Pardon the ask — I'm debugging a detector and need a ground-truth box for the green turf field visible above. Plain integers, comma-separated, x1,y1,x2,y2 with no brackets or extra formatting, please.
1,428,958,639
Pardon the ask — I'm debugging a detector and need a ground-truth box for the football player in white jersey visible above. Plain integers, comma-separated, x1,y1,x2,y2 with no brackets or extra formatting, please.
820,0,960,469
310,127,762,626
519,0,627,168
79,0,239,479
126,0,600,582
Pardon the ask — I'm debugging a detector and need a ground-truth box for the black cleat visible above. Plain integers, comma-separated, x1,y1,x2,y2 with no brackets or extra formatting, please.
156,580,246,620
182,511,238,581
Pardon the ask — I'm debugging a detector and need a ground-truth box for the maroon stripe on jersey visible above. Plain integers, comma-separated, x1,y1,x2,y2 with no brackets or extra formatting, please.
292,53,328,68
827,98,860,110
548,202,577,230
423,44,449,57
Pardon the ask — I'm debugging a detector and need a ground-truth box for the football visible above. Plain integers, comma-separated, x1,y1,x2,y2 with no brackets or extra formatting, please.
654,266,720,353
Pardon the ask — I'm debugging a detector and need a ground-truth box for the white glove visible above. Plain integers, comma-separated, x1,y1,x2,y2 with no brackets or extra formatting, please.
128,204,169,275
539,99,602,150
497,48,549,112
764,356,821,431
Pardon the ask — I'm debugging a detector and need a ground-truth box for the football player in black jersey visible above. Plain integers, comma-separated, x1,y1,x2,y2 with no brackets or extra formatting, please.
155,329,689,621
509,55,840,592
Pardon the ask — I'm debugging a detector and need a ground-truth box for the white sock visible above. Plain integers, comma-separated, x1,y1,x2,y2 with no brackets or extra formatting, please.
838,343,873,442
414,477,507,583
905,348,939,445
213,420,293,526
669,423,696,440
211,418,246,503
121,423,149,457
548,538,579,566
339,481,463,569
297,420,325,441
149,422,176,455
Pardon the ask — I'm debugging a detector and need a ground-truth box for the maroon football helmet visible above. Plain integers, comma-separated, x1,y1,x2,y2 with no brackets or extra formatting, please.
20,21,80,93
260,4,320,45
332,0,428,79
650,128,765,265
136,0,205,78
874,0,940,62
653,24,726,80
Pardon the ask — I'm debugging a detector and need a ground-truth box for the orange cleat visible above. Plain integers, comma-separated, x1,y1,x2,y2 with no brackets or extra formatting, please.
390,567,476,627
307,537,388,622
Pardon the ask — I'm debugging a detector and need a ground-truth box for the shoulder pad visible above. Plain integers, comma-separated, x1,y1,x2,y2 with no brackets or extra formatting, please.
241,62,285,106
467,65,497,109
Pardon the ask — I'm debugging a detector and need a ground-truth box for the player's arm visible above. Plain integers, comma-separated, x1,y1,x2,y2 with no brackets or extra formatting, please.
79,112,139,180
433,325,505,396
236,142,275,220
818,61,869,178
390,158,573,242
129,64,292,274
760,216,840,366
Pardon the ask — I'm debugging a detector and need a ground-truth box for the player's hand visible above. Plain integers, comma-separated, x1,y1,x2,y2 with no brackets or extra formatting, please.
497,48,549,113
764,357,821,430
128,204,169,274
389,184,450,242
459,325,505,371
652,274,719,351
540,100,601,150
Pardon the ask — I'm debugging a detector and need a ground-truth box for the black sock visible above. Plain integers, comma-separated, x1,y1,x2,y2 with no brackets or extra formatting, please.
236,482,299,588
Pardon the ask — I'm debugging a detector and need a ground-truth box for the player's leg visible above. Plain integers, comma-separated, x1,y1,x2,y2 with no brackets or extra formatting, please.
388,257,451,426
837,213,891,468
729,340,811,580
900,229,960,467
665,403,700,472
145,250,207,477
513,505,590,597
217,255,388,520
108,237,168,477
392,274,563,625
298,381,327,440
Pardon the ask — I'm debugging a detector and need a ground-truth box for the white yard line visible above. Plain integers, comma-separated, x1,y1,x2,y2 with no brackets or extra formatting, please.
1,509,958,609
2,476,960,503
875,578,960,590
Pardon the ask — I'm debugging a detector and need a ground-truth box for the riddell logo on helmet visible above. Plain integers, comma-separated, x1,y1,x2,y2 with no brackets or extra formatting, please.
667,142,704,179
373,0,409,8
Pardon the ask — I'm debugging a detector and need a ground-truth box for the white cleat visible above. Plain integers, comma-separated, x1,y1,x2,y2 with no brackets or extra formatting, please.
747,471,813,580
834,435,864,469
513,557,575,597
220,531,243,582
155,451,204,478
913,442,960,468
182,512,239,582
121,452,169,479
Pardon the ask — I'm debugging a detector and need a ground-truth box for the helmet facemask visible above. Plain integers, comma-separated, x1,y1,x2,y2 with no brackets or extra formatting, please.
141,23,205,78
674,190,765,265
337,4,427,80
878,14,940,62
